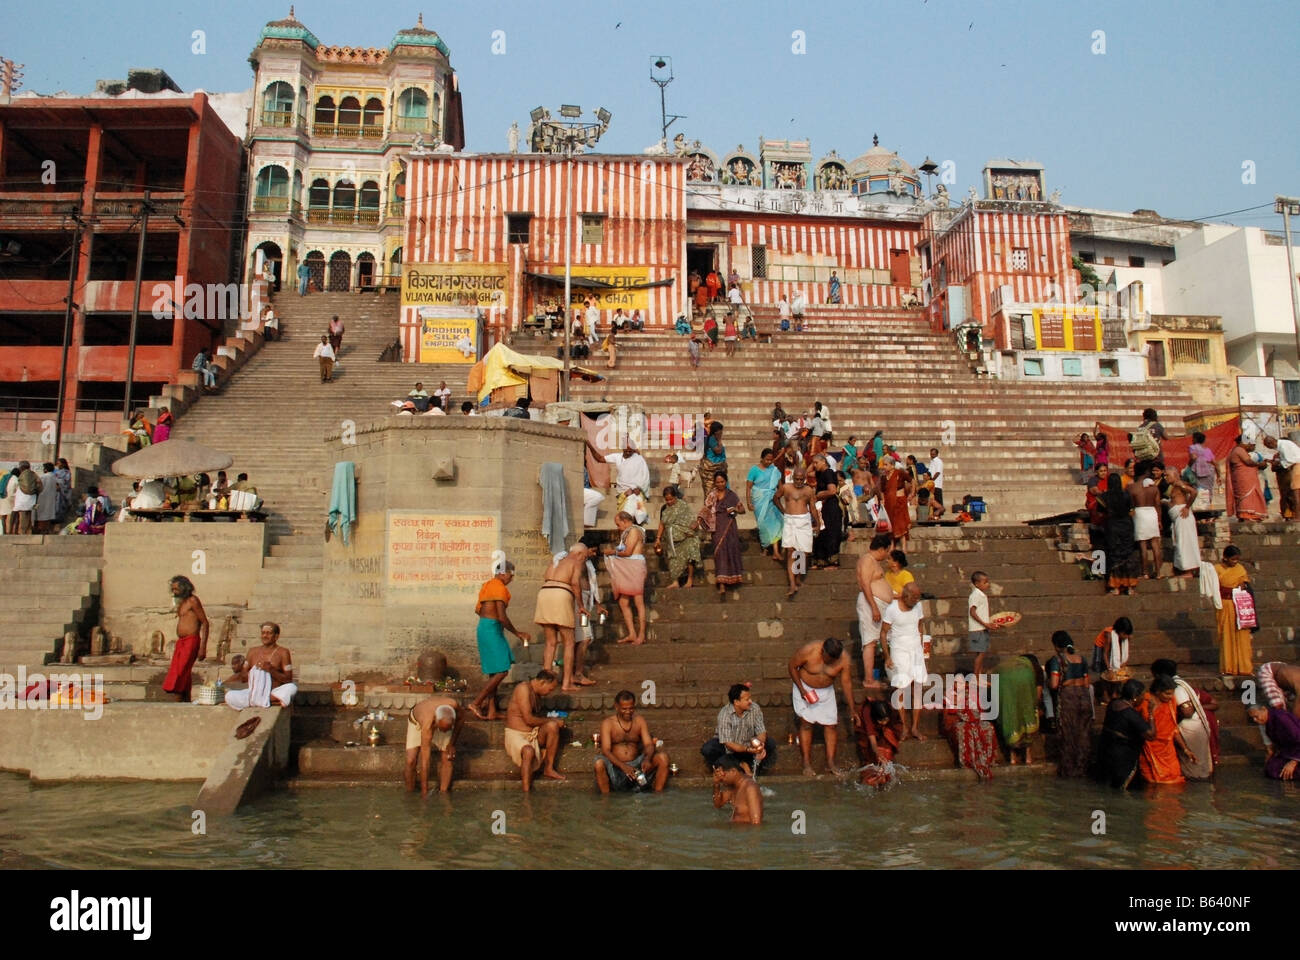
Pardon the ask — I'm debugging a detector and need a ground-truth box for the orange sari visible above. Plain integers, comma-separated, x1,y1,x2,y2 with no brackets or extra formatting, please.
1138,696,1184,784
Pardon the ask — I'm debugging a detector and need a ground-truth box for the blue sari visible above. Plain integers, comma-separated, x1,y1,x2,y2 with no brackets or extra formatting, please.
747,463,783,547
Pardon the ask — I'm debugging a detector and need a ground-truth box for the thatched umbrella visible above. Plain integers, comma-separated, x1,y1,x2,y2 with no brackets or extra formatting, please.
111,438,234,479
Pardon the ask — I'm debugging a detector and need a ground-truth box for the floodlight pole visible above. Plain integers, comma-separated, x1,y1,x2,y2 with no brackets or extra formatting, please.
1277,195,1300,381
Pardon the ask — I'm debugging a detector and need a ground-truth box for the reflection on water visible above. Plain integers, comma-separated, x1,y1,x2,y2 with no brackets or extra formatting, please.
1,767,1297,870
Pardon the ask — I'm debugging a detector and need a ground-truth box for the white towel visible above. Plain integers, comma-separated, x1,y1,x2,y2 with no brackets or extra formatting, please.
1199,561,1221,610
245,666,273,708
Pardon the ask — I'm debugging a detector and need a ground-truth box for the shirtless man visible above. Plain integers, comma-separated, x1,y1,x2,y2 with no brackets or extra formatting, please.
1131,463,1164,579
162,575,209,702
774,467,821,598
606,512,647,646
533,543,592,691
224,622,297,709
595,690,670,793
505,669,566,791
712,753,763,824
856,534,895,691
1257,661,1300,717
404,695,462,796
789,636,859,776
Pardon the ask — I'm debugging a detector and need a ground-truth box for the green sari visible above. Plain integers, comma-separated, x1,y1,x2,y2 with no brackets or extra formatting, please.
995,656,1041,748
660,498,701,582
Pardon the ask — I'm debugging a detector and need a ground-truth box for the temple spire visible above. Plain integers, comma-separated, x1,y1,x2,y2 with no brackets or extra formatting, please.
417,12,424,27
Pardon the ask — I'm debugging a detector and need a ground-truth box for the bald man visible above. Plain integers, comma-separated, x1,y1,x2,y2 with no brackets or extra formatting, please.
405,695,463,796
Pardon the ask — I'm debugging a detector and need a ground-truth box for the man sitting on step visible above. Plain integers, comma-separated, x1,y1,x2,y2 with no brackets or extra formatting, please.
595,690,670,793
701,683,776,775
224,621,298,709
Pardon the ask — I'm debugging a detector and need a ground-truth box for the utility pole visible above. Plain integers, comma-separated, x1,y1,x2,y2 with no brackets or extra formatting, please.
0,58,24,104
122,190,152,419
563,148,574,400
1276,195,1300,382
54,205,84,461
649,57,684,146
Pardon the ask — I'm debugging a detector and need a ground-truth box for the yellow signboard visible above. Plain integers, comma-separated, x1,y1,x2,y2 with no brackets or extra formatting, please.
402,263,508,308
1030,306,1102,352
386,512,500,604
568,266,651,311
420,317,478,364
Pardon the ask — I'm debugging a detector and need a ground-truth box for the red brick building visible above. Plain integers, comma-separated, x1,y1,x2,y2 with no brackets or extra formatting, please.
0,93,243,431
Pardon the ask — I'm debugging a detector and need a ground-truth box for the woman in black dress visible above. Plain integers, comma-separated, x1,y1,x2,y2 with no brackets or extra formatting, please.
1096,678,1154,788
811,453,843,569
1100,473,1140,595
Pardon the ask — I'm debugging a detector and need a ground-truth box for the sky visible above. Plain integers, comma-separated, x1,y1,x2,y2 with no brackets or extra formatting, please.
8,0,1300,228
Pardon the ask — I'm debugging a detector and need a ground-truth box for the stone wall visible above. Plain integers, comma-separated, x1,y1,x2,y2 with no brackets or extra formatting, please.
320,416,585,675
101,522,267,654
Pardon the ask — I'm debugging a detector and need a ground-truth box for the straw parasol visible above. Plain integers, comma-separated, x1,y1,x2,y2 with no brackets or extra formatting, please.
111,438,234,479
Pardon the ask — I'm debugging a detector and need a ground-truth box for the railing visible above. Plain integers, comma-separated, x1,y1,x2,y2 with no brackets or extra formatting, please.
260,109,294,128
0,194,82,217
330,209,356,225
357,207,380,225
307,207,330,224
93,193,184,218
361,124,385,139
395,118,439,140
0,396,131,435
311,123,378,139
252,196,290,213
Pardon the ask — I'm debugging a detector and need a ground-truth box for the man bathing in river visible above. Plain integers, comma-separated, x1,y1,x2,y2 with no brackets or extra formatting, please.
163,575,208,702
533,543,594,690
225,622,298,709
595,690,670,793
774,467,821,598
712,753,763,824
405,696,462,796
856,534,895,690
789,636,860,775
505,669,566,791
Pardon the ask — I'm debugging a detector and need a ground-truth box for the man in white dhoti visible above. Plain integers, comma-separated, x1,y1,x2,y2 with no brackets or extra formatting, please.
788,636,858,776
224,622,298,709
587,439,651,513
774,468,821,599
880,583,928,741
1131,465,1164,578
1166,471,1200,577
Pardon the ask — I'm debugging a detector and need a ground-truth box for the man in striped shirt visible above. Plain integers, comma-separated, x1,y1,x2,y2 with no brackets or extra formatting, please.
700,683,776,774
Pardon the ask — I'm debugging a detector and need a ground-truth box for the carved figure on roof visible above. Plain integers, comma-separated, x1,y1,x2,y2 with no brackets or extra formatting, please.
507,122,520,154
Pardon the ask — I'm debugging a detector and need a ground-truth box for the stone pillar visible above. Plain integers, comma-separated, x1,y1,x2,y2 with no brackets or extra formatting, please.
320,416,585,676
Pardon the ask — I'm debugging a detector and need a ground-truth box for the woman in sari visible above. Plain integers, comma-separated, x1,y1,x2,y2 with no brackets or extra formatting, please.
655,486,700,589
840,435,859,474
995,654,1043,765
1151,659,1216,779
697,422,727,495
1137,675,1193,784
152,409,173,444
75,489,107,535
1094,431,1110,467
703,313,719,349
693,471,746,598
811,453,843,569
1100,473,1140,595
1047,630,1093,777
604,323,618,370
745,448,783,560
941,675,997,779
1213,545,1254,677
879,458,912,549
870,430,885,463
1097,679,1153,789
856,699,905,787
1228,436,1268,521
124,411,153,450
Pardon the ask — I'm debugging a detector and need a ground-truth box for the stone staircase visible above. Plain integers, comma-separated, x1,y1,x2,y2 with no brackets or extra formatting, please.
564,307,1196,522
0,536,106,673
286,519,1300,784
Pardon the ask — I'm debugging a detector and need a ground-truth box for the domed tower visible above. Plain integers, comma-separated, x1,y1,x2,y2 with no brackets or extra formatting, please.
847,135,922,201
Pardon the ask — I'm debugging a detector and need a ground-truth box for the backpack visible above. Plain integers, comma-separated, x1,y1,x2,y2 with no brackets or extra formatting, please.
18,470,38,495
1130,425,1160,461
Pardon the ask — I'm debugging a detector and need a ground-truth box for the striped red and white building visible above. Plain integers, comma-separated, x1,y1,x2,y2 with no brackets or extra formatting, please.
920,203,1077,347
401,153,687,354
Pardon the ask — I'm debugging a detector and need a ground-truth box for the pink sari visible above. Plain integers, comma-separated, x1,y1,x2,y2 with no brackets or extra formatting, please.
1228,445,1266,520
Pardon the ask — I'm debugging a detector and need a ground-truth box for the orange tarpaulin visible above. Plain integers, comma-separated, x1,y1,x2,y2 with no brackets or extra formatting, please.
1094,417,1239,473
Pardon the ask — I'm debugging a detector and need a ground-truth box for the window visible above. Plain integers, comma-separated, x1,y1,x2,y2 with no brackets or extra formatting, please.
507,213,532,244
1283,380,1300,405
581,214,605,245
1098,359,1119,378
752,245,767,279
1010,247,1029,271
1169,337,1210,365
1023,358,1044,376
261,82,294,126
1079,251,1096,264
1062,357,1083,377
1129,255,1145,268
397,88,429,132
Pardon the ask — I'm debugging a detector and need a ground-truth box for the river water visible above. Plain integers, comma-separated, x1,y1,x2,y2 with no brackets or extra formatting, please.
2,766,1296,869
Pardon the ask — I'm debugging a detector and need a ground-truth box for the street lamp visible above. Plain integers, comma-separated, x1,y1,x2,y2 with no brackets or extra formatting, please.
919,156,939,196
649,56,685,146
1276,194,1300,382
531,107,613,399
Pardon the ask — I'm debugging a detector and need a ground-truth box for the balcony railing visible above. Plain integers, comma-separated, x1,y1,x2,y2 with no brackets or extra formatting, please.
261,109,294,128
312,122,384,140
252,196,290,213
307,207,330,224
395,117,439,139
0,193,82,218
361,124,385,139
330,209,356,225
93,193,185,218
357,207,380,225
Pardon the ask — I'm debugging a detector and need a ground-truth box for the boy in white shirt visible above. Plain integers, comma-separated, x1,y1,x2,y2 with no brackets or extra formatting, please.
967,570,1000,677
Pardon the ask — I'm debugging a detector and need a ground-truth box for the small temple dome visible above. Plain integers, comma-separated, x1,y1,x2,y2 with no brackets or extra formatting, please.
259,6,320,49
391,13,450,56
847,134,918,180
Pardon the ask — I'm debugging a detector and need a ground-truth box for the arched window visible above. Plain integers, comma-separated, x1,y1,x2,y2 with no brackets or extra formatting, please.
396,88,428,132
332,180,356,224
253,166,289,212
362,97,384,137
337,96,361,135
262,82,294,127
313,96,336,134
359,181,381,224
308,178,330,223
389,171,406,218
